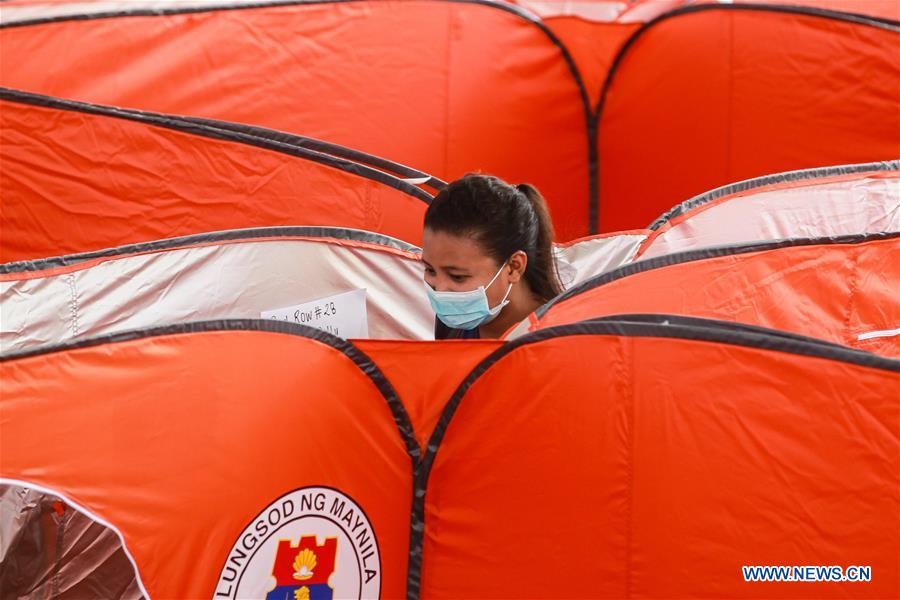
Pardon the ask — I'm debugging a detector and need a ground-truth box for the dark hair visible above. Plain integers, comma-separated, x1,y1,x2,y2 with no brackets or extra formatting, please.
424,174,562,302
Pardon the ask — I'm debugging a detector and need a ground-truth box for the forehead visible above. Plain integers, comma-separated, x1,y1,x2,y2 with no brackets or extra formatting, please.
422,229,493,268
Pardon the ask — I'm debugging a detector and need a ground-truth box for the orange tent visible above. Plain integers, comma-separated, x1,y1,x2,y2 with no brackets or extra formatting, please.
595,3,899,230
0,1,590,238
0,88,435,260
529,233,899,357
415,317,899,598
4,1,893,235
0,321,421,599
3,318,896,597
1,3,898,598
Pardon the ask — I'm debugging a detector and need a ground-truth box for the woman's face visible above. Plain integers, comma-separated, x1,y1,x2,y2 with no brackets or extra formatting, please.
422,228,509,306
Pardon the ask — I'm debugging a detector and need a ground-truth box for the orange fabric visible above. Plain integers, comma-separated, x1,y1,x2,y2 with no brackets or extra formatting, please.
597,8,900,231
534,236,900,356
0,96,427,261
0,328,414,598
354,339,501,449
537,18,640,106
0,1,590,239
422,331,899,598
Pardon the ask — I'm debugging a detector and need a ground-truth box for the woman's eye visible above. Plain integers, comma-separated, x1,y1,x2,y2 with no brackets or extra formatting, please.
450,275,469,283
424,268,435,276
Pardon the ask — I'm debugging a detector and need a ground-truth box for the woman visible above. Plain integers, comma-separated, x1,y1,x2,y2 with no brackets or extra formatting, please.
423,174,563,340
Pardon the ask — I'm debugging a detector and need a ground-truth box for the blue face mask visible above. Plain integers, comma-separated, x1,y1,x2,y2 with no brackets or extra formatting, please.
424,263,513,330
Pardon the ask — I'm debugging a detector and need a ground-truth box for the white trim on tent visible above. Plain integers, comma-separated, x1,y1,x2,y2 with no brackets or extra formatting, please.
858,327,900,341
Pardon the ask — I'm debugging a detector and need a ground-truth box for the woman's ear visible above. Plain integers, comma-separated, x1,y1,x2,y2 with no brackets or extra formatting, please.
507,250,528,283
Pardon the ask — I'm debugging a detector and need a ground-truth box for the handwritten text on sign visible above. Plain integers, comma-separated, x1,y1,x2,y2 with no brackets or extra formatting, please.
261,288,368,339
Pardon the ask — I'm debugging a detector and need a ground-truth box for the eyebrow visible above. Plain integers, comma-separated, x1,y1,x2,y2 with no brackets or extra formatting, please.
422,259,468,272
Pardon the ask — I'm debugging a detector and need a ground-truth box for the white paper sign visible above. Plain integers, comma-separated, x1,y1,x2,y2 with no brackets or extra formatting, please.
261,288,369,339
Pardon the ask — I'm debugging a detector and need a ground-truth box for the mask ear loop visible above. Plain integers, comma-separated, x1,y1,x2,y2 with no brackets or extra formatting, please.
484,261,507,290
494,281,513,309
486,251,523,289
486,254,521,312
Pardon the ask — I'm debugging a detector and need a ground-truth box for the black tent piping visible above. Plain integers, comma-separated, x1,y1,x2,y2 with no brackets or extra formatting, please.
1,87,436,203
0,225,422,274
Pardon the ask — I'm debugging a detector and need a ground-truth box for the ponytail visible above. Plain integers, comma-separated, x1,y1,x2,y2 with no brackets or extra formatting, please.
514,183,563,301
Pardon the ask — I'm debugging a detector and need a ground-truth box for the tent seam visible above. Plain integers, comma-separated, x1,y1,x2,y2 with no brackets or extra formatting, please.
623,335,634,598
842,244,863,346
443,6,452,181
726,11,734,182
65,274,80,337
51,509,66,598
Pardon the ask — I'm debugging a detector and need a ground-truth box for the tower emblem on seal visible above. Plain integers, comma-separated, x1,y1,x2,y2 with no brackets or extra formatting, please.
265,536,337,600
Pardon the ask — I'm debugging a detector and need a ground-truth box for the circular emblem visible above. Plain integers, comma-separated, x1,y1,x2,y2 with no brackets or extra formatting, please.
215,487,381,599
